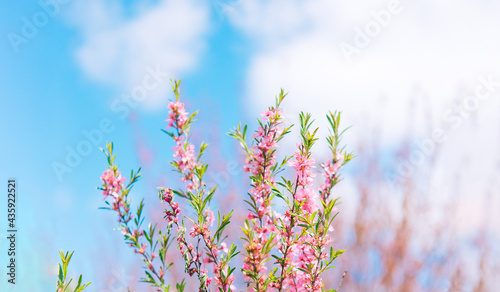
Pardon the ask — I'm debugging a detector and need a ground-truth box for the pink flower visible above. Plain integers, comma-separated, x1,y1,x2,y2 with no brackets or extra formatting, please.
100,169,126,198
206,209,214,227
284,235,324,291
162,187,173,203
296,188,318,214
288,146,316,186
134,244,146,255
163,188,181,223
220,242,229,253
172,141,196,172
166,100,188,129
261,108,284,122
247,212,258,220
190,225,200,237
242,105,285,284
319,151,343,196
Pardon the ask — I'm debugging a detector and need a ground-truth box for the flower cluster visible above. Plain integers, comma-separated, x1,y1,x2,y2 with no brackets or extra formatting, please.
161,80,237,292
319,150,343,198
100,169,126,198
288,146,316,187
231,90,296,291
286,112,352,292
160,184,210,290
295,187,318,214
166,100,188,129
176,225,202,277
99,166,130,222
246,110,283,215
165,86,199,191
161,187,180,224
172,139,197,172
232,107,351,292
293,234,330,291
99,143,177,292
169,123,199,190
288,143,318,213
92,82,351,292
242,100,287,288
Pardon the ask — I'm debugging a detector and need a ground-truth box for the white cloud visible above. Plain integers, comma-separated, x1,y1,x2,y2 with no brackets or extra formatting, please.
229,0,500,143
229,0,500,236
69,0,210,109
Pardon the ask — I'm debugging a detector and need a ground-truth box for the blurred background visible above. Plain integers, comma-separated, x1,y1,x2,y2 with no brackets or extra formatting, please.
1,0,500,291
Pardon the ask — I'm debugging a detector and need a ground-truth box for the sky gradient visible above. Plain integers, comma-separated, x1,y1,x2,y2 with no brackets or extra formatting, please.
1,0,500,291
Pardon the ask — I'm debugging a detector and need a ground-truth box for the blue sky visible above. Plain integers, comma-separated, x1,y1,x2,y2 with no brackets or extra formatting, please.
2,0,500,291
0,1,252,290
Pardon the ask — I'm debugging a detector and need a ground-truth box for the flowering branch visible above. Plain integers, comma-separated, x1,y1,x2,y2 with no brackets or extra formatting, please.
270,112,319,291
99,143,184,292
91,82,351,292
162,80,238,292
232,95,352,292
230,90,293,291
296,111,353,292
